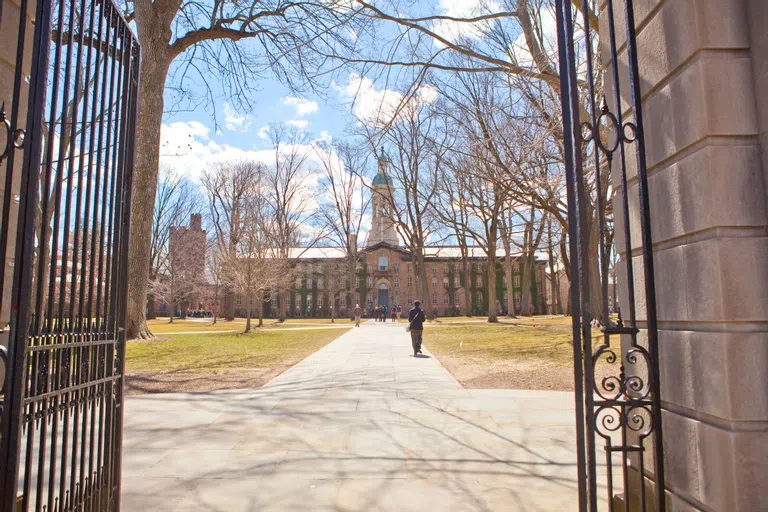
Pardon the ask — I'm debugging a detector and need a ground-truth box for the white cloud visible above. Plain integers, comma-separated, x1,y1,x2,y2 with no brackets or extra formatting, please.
286,119,309,130
337,74,437,128
223,102,252,131
281,96,319,116
257,125,270,140
160,120,327,184
316,130,333,144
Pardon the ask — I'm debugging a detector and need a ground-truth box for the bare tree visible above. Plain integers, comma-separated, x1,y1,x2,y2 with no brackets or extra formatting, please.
201,160,263,322
148,167,200,319
221,169,289,332
321,259,348,323
263,124,324,321
314,141,370,313
124,0,367,338
202,242,225,324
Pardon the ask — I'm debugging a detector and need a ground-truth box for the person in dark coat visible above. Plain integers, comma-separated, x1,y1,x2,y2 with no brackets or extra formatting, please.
407,300,426,356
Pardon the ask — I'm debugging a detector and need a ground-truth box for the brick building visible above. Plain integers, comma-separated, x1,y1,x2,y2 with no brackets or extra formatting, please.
236,151,548,319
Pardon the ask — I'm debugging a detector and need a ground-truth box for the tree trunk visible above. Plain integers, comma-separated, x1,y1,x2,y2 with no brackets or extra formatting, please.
414,252,430,315
245,295,251,333
225,289,235,321
258,295,263,327
146,295,157,320
277,289,291,322
461,255,471,317
124,46,171,340
486,256,498,323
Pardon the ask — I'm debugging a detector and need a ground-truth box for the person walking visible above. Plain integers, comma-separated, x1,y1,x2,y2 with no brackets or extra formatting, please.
391,307,397,322
396,304,402,321
408,300,426,356
374,306,380,322
381,305,388,322
354,303,362,327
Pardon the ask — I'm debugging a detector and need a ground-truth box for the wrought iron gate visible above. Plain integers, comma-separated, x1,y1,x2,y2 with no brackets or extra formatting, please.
554,0,665,510
0,0,139,507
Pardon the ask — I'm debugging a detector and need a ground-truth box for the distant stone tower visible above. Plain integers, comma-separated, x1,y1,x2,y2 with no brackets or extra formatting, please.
367,148,399,247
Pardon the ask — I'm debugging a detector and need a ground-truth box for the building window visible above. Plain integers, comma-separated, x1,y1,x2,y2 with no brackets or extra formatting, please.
378,253,388,271
295,293,301,304
394,295,399,305
443,276,449,288
432,265,437,274
367,277,373,287
444,294,449,305
317,278,324,289
356,292,360,304
476,275,482,287
444,265,449,273
454,294,460,306
477,291,483,304
307,278,313,288
367,263,372,273
235,295,242,306
514,293,521,306
407,264,412,273
296,277,302,288
514,276,521,287
394,278,400,288
432,294,438,305
514,262,520,272
432,278,437,288
307,293,313,307
407,297,413,305
407,277,413,288
340,295,346,306
393,263,399,272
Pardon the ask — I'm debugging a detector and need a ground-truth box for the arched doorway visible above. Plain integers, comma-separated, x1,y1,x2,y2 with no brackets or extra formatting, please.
377,283,389,307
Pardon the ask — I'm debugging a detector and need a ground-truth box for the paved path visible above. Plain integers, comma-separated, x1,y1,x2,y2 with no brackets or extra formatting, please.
122,320,589,511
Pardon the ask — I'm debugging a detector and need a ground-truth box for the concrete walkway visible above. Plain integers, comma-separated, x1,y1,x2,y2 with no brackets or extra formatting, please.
122,320,588,511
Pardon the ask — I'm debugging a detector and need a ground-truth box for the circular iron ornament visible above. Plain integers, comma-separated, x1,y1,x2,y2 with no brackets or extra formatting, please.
596,108,622,155
622,122,638,143
0,102,26,164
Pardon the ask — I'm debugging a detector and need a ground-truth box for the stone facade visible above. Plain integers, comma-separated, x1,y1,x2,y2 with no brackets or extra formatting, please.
602,0,768,509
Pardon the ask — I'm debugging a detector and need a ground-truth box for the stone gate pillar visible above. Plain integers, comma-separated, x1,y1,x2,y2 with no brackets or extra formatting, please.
602,0,768,510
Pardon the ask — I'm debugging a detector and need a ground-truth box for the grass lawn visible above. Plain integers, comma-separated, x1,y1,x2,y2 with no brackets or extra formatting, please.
424,317,615,391
126,327,351,394
147,317,356,334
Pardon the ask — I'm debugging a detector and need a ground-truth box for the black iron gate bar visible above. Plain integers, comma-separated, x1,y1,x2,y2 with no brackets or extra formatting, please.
0,0,139,507
554,0,665,511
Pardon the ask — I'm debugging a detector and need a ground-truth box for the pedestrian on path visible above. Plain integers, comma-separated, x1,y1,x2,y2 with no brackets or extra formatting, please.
408,300,426,356
396,304,402,320
381,305,388,322
391,308,397,322
354,304,362,327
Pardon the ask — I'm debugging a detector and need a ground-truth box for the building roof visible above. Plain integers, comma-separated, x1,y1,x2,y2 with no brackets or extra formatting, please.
372,172,393,187
283,244,547,261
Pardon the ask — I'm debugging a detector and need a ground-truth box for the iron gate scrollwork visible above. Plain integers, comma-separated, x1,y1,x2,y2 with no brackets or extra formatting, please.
554,0,665,511
0,0,139,507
